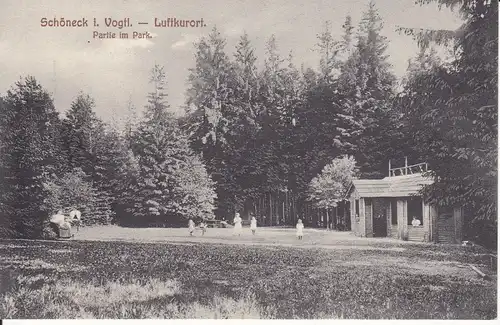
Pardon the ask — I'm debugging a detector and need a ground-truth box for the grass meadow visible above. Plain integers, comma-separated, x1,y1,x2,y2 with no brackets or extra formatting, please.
0,226,497,319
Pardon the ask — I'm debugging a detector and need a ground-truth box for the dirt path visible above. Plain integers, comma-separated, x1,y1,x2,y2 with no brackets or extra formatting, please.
71,225,424,251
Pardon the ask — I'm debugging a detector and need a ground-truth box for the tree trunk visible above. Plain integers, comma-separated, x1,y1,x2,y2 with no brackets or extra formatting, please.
269,192,272,226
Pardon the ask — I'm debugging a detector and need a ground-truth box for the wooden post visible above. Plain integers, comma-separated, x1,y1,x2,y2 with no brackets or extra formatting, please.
454,207,463,244
388,160,391,177
404,157,408,175
360,198,366,237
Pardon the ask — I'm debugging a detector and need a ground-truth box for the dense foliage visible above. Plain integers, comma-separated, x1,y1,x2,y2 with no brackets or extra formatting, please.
124,65,216,225
308,155,358,209
184,1,402,221
397,0,498,247
0,0,495,244
41,168,98,225
0,77,64,238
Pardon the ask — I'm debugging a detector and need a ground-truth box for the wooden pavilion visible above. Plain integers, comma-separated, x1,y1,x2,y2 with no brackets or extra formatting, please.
345,161,464,244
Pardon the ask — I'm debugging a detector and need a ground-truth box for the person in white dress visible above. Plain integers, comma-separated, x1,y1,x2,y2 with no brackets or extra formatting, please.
411,217,421,227
233,213,243,236
250,216,257,235
69,209,81,231
188,219,195,236
296,219,304,240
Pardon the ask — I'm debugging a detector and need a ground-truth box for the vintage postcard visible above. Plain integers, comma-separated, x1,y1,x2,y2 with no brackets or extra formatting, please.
0,0,497,321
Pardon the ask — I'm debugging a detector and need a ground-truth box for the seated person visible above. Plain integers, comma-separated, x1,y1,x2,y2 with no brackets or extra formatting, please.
411,217,421,227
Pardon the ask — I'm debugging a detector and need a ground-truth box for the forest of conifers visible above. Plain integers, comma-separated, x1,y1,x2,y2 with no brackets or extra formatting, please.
0,0,497,248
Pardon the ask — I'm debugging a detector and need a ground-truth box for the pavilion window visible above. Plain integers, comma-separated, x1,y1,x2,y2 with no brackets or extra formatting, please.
355,199,360,221
391,199,397,225
407,197,423,225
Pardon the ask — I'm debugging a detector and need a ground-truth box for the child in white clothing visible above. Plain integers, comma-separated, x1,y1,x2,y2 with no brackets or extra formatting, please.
233,213,243,236
296,219,304,240
199,221,207,235
188,219,195,236
250,217,257,235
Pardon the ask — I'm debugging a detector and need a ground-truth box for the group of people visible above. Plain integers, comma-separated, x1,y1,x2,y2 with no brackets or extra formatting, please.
187,212,305,239
188,219,207,236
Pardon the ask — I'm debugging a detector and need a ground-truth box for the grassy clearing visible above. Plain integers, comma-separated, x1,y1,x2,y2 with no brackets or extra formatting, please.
0,275,261,318
0,237,496,319
74,225,497,266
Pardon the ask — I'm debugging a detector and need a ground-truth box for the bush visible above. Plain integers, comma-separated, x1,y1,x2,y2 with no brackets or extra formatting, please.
42,168,100,225
41,222,58,240
464,219,497,251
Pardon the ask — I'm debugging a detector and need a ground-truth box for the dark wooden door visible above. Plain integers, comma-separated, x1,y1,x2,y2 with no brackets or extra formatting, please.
372,199,387,237
373,213,387,237
437,209,455,244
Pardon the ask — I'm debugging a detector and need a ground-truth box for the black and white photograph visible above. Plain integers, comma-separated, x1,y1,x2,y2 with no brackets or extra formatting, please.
0,0,497,320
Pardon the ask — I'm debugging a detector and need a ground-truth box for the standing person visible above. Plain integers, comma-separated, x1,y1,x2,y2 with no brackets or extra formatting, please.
250,216,257,235
199,220,207,236
233,213,242,236
296,219,304,240
188,219,195,236
69,209,81,232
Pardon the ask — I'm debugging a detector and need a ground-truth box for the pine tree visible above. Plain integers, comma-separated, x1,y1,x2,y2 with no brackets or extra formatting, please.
339,0,397,178
61,94,121,224
315,21,341,81
130,65,216,224
124,95,138,146
403,46,442,85
225,32,262,211
97,127,136,220
62,93,100,175
398,0,498,247
185,26,232,151
185,27,235,216
340,15,355,56
2,77,64,238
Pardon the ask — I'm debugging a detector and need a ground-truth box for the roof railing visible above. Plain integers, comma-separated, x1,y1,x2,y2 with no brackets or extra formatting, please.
388,159,428,177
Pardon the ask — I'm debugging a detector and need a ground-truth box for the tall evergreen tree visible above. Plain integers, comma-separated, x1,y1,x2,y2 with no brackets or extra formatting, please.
1,77,64,237
339,0,397,178
124,95,138,146
186,26,232,151
225,32,263,210
398,0,497,247
185,27,234,216
61,93,100,175
315,21,341,81
130,65,216,224
61,93,122,224
340,15,355,56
